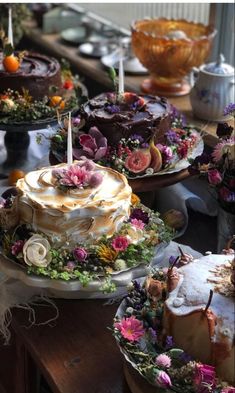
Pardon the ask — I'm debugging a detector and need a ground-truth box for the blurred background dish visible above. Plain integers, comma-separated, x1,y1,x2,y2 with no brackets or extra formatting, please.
131,18,216,96
79,39,117,58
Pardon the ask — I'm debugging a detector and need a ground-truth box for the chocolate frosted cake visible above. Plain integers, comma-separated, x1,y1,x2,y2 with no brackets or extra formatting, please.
80,92,171,146
0,52,62,99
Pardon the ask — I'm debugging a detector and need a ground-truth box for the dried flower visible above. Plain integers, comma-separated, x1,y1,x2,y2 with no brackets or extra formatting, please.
194,363,216,393
11,240,24,256
114,316,145,342
155,354,171,368
156,370,172,388
130,208,149,224
73,247,87,262
97,244,118,263
111,236,129,252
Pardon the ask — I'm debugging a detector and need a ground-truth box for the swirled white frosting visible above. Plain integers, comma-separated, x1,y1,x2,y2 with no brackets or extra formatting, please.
17,161,132,246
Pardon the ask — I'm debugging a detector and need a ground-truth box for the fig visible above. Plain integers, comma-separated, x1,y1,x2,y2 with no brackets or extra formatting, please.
161,209,186,230
124,149,151,174
149,140,162,172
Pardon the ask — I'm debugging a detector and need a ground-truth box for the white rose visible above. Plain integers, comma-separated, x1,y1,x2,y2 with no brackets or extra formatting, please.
23,234,52,267
126,226,145,245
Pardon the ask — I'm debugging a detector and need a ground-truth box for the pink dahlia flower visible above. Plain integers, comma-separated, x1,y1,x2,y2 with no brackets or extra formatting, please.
194,364,216,393
111,236,129,252
130,218,145,229
155,354,171,368
212,137,235,163
156,371,172,388
208,169,222,185
114,316,145,342
73,127,107,161
53,164,91,187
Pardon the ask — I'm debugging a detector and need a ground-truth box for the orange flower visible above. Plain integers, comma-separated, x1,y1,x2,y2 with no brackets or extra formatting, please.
131,193,140,206
49,96,65,110
97,244,118,263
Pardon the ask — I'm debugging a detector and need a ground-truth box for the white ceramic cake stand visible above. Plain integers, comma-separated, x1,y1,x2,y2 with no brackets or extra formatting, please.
0,242,167,299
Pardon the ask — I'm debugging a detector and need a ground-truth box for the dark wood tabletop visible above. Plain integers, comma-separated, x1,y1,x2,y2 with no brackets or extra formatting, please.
10,299,131,393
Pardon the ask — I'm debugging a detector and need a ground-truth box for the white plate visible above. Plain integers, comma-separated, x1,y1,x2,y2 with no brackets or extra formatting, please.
101,49,148,75
0,242,167,299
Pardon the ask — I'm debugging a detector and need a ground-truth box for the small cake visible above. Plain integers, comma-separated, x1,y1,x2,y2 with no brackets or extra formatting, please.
80,92,171,146
0,52,62,99
16,159,132,246
164,254,235,384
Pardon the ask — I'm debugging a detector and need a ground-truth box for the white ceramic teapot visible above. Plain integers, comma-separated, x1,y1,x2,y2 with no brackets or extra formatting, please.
190,54,235,122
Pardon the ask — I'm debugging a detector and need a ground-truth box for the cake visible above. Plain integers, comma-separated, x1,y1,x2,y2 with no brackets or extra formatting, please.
0,159,171,289
164,254,235,384
16,159,132,246
80,92,171,146
114,253,235,391
0,52,62,100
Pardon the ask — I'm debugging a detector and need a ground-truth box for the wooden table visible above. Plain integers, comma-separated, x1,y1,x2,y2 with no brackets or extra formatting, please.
6,299,131,393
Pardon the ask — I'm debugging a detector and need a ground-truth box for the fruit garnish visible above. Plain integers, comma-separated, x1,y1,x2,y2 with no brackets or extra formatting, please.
3,54,20,73
49,95,65,110
124,148,151,174
63,79,74,90
149,139,162,172
8,169,25,186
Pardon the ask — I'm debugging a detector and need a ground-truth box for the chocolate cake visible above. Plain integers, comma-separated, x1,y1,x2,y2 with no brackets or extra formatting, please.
80,92,171,146
0,52,62,100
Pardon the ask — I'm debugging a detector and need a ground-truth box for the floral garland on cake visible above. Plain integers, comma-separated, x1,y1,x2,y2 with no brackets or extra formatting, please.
0,191,173,293
50,104,201,178
113,268,235,392
0,59,87,124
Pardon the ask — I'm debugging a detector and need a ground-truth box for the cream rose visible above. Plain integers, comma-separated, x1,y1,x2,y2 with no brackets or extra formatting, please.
23,235,52,267
126,226,145,245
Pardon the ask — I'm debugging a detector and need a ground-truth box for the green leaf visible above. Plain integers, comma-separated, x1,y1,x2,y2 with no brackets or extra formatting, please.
4,43,14,56
108,67,116,82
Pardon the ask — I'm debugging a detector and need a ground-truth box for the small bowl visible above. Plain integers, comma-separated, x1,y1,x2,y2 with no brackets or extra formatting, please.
131,18,216,96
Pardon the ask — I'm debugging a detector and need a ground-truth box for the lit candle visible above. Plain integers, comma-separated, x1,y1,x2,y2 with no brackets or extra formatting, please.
67,112,73,166
8,7,14,47
118,47,124,95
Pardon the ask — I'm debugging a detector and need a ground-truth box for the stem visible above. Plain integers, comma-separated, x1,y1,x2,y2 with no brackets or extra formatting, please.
204,289,213,313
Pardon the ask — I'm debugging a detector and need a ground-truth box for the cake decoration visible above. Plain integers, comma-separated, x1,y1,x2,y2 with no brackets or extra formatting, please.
0,162,173,293
113,253,235,391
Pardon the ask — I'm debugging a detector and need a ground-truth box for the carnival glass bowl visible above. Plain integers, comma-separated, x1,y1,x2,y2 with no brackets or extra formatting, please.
131,18,216,96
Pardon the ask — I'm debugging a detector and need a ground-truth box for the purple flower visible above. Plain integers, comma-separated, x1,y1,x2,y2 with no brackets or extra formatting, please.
155,354,171,368
193,153,211,166
130,208,149,224
194,364,216,393
105,104,120,114
73,127,107,161
73,247,88,262
180,352,193,363
221,387,235,393
11,240,25,256
157,144,173,163
66,261,76,270
223,103,235,117
130,134,144,143
72,117,81,126
147,327,157,344
165,130,180,144
156,371,172,388
169,255,179,267
165,336,174,349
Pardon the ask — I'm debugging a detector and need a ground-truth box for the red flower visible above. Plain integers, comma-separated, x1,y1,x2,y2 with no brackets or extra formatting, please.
111,236,129,252
194,364,216,393
63,79,74,90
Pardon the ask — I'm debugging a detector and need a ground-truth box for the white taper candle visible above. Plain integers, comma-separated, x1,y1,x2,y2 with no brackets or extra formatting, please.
8,7,14,47
67,112,73,166
118,47,124,95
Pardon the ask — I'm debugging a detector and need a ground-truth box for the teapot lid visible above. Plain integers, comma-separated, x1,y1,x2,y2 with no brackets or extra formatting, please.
204,54,234,75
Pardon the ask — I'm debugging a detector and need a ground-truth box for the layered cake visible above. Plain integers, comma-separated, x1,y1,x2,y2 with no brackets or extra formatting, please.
164,254,235,384
16,159,132,246
0,52,62,100
80,92,171,146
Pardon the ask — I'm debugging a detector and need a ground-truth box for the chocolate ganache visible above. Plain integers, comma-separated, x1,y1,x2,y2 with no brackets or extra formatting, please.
0,52,62,100
80,92,171,146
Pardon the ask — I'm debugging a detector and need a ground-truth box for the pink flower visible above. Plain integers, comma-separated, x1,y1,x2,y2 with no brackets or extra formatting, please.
73,127,107,160
111,236,129,252
130,218,145,229
114,316,145,342
73,247,87,262
53,165,91,187
208,169,222,185
156,371,172,388
155,354,171,368
221,387,235,393
194,364,216,393
11,240,25,256
212,137,235,163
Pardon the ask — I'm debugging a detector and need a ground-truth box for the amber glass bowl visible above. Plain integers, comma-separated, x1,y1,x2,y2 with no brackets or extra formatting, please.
131,18,216,96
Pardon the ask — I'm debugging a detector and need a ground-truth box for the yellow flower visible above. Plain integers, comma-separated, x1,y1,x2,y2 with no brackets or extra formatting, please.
131,193,140,206
145,230,159,246
97,243,118,263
